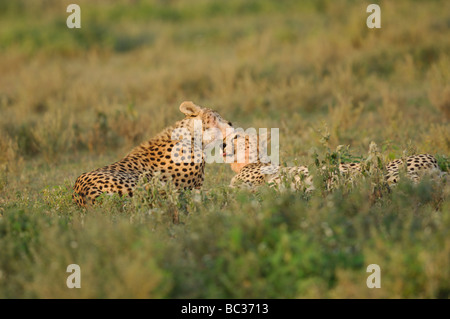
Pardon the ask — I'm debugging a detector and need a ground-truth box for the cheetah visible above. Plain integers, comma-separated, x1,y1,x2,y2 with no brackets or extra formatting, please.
73,101,234,206
383,154,443,184
222,132,444,191
221,131,316,190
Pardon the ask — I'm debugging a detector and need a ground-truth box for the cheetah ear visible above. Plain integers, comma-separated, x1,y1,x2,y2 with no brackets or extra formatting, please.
179,101,202,116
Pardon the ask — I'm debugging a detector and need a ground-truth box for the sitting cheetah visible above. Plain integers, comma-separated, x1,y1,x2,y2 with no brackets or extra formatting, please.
73,101,234,206
222,132,443,191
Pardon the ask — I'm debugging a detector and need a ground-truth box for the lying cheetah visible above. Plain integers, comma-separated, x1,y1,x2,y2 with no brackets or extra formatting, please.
222,132,443,191
73,101,234,206
222,132,316,190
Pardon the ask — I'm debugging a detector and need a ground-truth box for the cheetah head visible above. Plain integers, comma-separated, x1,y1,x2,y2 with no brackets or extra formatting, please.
221,131,263,172
179,101,234,147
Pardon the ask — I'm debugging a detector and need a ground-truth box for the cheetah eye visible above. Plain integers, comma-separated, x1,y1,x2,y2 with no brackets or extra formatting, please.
227,121,233,126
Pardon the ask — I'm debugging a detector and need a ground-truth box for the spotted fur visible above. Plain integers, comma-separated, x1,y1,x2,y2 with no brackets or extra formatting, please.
73,101,234,206
222,132,443,191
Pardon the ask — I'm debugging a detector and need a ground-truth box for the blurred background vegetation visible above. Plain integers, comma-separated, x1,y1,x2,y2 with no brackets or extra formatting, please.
0,0,449,298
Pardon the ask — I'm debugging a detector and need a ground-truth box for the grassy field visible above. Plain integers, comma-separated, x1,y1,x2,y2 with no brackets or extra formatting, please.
0,0,449,298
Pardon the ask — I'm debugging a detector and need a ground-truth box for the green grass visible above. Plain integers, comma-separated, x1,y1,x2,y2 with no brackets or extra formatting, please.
0,0,449,298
